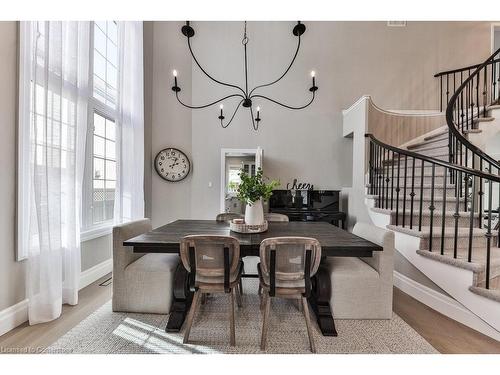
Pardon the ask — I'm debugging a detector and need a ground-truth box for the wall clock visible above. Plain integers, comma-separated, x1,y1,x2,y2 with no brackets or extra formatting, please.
154,147,191,182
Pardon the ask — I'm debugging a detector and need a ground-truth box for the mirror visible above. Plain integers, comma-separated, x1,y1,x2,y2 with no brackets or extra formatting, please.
220,148,263,213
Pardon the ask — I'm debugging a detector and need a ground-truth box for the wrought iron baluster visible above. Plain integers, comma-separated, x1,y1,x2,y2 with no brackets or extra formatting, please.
440,167,448,255
402,155,408,227
369,141,374,194
410,157,416,229
390,150,395,210
381,149,386,209
395,153,401,226
453,171,461,259
485,180,493,289
429,164,436,252
418,160,424,231
467,174,476,263
478,158,483,229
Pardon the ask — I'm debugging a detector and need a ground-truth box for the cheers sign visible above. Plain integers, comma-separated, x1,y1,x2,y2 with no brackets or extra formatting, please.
286,178,314,190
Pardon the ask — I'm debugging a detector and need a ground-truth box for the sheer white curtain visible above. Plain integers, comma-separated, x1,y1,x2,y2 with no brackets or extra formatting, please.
114,22,145,223
20,22,90,324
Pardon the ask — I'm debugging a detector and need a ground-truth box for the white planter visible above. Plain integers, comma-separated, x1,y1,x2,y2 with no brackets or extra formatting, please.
245,199,264,225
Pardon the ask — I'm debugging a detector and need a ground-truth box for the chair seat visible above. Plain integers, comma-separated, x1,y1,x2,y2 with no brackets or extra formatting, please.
325,257,380,281
126,253,179,274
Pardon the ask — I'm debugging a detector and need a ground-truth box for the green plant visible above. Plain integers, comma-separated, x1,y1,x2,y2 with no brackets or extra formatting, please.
236,168,280,205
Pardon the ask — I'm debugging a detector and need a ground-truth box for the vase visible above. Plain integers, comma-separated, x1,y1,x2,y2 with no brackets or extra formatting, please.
245,199,264,225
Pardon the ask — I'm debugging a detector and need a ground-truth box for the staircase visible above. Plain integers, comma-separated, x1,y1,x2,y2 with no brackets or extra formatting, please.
355,48,500,338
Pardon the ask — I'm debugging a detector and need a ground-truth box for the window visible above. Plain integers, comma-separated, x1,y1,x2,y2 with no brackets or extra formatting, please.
81,21,120,238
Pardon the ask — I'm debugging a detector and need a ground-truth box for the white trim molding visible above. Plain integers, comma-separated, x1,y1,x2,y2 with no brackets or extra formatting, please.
394,271,500,342
0,258,113,337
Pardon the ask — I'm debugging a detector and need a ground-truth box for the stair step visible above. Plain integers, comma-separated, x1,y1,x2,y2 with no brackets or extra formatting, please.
407,137,449,151
366,183,456,196
387,224,498,251
368,194,464,210
416,248,500,278
473,116,495,124
424,130,448,142
469,286,500,303
371,207,480,228
464,129,482,134
487,104,500,111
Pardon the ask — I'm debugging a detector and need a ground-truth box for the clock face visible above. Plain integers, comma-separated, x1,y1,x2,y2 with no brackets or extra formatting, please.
154,148,191,182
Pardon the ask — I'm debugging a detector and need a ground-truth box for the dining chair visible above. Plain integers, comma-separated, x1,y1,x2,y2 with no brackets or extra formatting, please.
257,237,322,353
180,235,243,346
264,213,289,222
215,212,244,222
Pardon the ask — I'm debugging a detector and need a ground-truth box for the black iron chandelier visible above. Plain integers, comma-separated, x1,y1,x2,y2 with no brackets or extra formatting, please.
171,21,318,131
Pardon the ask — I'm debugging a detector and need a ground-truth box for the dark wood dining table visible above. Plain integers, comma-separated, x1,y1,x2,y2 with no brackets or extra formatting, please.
124,219,382,337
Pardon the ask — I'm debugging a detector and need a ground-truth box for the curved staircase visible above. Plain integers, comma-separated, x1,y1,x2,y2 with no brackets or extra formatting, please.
346,48,500,339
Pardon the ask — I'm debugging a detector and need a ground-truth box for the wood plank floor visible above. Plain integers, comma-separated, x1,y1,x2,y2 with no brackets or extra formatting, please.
0,277,499,353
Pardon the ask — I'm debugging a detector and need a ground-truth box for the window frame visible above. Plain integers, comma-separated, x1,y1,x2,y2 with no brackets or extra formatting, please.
80,21,120,241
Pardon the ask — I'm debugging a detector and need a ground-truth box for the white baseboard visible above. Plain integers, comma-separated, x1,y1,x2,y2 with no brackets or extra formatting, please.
394,271,500,342
0,258,112,337
0,299,29,337
79,258,113,290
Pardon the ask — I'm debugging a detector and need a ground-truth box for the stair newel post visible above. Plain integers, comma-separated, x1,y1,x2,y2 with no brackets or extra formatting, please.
485,179,493,290
395,153,401,226
467,175,476,263
418,160,424,232
440,167,448,256
429,164,436,252
410,157,416,229
453,171,461,259
402,155,408,228
390,150,395,210
381,149,386,209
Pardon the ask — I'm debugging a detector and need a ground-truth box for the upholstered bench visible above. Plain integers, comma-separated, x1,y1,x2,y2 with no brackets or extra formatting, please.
325,222,394,319
112,219,179,314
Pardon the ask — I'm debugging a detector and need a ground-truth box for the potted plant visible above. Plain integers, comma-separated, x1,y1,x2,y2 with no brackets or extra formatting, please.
236,168,279,225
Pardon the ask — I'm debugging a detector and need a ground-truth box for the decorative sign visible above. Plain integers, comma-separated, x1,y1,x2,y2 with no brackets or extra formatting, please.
286,178,314,190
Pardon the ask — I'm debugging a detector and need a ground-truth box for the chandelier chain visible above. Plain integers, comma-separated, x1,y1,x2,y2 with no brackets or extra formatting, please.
242,21,248,45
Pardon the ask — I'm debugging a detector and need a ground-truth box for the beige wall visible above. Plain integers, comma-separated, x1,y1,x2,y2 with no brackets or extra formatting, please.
148,21,492,224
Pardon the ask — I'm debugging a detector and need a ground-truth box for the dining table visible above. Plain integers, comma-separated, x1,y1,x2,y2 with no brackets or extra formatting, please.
123,219,383,337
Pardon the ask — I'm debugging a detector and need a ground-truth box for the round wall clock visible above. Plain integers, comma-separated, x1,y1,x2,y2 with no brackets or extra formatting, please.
154,147,191,182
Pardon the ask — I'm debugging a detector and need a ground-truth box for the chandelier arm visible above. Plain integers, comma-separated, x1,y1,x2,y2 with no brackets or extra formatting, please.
248,35,301,97
187,38,246,96
175,92,244,110
220,99,244,128
251,91,315,110
250,107,258,131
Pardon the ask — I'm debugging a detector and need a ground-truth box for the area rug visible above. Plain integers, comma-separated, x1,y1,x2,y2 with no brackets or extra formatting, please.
45,280,437,354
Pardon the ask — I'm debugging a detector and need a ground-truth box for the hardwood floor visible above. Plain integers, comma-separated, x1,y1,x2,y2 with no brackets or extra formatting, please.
393,287,500,353
0,274,112,353
1,277,499,353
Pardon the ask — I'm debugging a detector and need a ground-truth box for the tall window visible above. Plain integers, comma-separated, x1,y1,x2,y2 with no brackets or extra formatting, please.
81,21,119,236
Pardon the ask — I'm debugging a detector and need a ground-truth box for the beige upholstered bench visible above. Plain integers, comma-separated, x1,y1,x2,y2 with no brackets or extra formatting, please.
112,218,179,314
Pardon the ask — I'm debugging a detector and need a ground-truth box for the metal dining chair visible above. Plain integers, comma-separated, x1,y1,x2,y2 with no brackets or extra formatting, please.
257,237,322,353
215,212,244,222
180,235,243,346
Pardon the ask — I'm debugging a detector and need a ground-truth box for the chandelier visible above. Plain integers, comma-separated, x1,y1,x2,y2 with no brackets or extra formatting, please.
171,21,318,131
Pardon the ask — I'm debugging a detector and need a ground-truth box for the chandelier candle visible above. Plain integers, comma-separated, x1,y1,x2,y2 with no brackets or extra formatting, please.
171,21,318,131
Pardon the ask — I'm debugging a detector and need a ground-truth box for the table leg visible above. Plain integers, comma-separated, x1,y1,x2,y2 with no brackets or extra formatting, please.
165,263,193,332
308,261,338,336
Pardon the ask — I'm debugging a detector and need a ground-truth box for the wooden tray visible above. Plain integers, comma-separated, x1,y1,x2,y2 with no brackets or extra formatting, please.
229,220,268,234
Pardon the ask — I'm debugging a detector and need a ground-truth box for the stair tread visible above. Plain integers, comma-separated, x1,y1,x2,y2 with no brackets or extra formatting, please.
416,249,500,273
473,116,495,122
424,130,448,141
386,224,492,238
371,207,479,217
367,194,464,202
469,286,500,302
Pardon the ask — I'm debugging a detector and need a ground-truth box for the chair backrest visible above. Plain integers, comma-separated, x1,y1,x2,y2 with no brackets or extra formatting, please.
264,213,289,222
180,235,241,281
259,237,322,288
216,212,243,222
353,222,394,284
